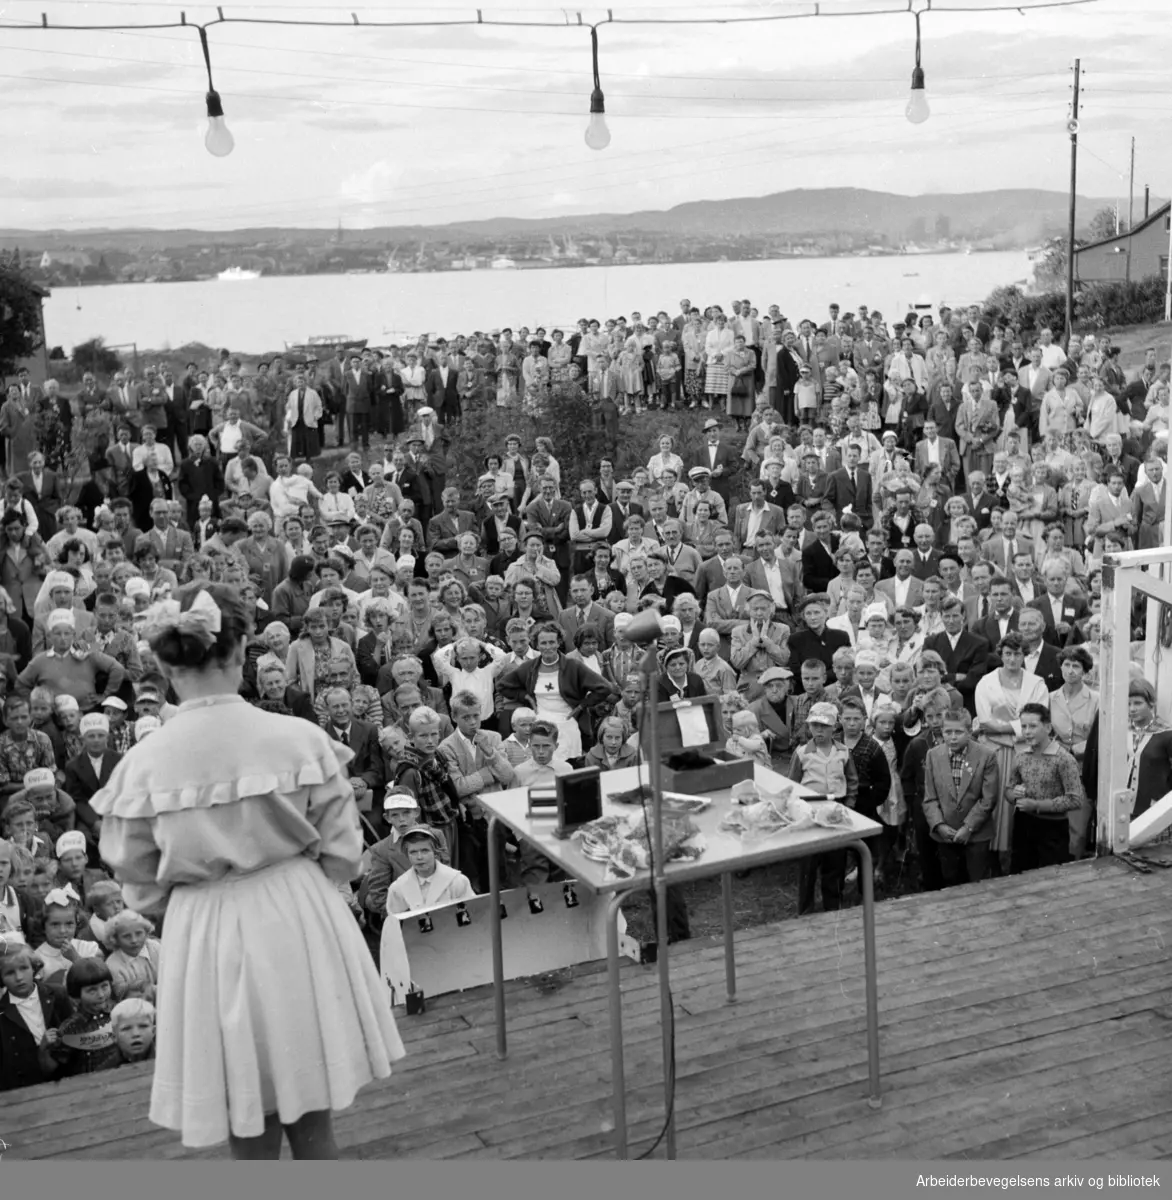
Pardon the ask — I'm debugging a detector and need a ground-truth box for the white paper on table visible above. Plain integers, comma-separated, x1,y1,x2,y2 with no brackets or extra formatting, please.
672,701,711,748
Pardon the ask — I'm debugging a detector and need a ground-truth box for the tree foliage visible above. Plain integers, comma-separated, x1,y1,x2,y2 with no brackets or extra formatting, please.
71,337,123,378
0,250,46,377
1088,206,1126,243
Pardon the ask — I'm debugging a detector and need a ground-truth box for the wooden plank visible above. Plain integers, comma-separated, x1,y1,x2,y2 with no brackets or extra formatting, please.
482,998,1172,1160
11,912,1170,1156
4,860,1169,1161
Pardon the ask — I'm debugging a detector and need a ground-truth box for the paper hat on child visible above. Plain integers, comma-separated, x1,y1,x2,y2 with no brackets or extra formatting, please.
758,666,793,685
47,608,75,631
54,694,80,713
660,616,682,633
396,555,416,571
55,831,86,858
101,696,128,711
400,825,442,846
806,702,840,727
383,789,420,812
135,716,162,740
124,578,151,599
23,767,56,791
863,603,890,624
80,714,110,734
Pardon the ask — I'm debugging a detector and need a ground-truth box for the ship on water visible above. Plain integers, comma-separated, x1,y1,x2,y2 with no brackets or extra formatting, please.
218,267,262,281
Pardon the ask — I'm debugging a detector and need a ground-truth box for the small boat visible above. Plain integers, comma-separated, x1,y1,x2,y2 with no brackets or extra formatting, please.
218,267,261,281
902,272,919,278
490,256,517,270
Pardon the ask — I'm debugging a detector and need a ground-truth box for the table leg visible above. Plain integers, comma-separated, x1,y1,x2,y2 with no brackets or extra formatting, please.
855,838,882,1108
488,815,506,1061
721,871,737,1003
605,893,629,1159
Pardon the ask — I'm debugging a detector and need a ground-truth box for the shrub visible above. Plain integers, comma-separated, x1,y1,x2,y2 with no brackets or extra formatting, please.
71,338,122,378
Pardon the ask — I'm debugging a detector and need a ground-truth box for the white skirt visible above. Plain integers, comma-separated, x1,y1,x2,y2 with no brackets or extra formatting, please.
151,855,405,1147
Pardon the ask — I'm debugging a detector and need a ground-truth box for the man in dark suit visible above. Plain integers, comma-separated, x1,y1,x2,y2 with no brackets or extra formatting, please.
558,575,616,650
1028,562,1090,648
909,524,943,581
694,527,737,608
62,718,122,836
973,576,1021,652
339,451,371,498
825,446,873,531
426,487,478,555
960,472,998,532
483,491,524,558
424,353,462,426
689,418,738,508
1018,608,1063,692
17,451,62,540
924,597,991,715
341,353,373,451
606,479,643,546
732,481,785,559
176,435,224,528
324,688,386,821
800,512,840,593
524,476,573,591
1101,434,1141,494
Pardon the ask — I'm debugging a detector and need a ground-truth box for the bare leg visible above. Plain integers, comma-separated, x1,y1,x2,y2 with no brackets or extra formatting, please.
229,1112,283,1160
284,1110,339,1160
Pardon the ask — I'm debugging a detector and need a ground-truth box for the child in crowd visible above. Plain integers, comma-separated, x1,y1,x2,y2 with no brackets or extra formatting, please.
103,910,161,1002
726,710,770,766
585,715,639,771
0,837,28,943
695,628,738,696
86,879,126,948
501,707,536,766
385,827,475,915
51,958,122,1077
101,696,134,755
657,342,682,410
1,798,52,860
512,722,571,787
0,941,73,1091
610,673,644,742
36,884,104,989
111,997,157,1065
795,366,819,426
21,769,76,846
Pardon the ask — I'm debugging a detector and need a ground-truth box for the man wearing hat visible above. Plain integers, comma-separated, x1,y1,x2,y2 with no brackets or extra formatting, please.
679,464,729,528
523,475,571,598
688,419,736,508
729,589,790,696
404,422,447,529
483,488,523,558
605,479,643,548
749,665,794,771
359,789,452,929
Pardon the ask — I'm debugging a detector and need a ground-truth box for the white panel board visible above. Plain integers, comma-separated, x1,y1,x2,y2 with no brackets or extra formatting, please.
379,882,639,1006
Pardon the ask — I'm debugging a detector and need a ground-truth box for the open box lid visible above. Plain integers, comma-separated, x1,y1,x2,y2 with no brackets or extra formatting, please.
640,693,729,760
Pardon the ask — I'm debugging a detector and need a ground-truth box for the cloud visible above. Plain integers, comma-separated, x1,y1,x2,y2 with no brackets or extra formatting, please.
339,160,406,207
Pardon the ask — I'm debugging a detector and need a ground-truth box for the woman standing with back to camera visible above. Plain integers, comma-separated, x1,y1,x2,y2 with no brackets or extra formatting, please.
90,582,404,1159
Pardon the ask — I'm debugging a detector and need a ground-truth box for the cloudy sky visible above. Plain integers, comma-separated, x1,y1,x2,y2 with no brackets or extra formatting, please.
1,0,1168,230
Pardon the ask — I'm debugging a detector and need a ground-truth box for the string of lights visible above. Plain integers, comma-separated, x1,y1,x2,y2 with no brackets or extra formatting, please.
3,0,1104,155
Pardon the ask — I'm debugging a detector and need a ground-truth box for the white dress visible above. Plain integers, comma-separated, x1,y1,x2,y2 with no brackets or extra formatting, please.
92,694,404,1148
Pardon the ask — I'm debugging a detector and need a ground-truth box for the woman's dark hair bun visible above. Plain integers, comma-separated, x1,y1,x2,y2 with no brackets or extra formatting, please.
148,582,253,671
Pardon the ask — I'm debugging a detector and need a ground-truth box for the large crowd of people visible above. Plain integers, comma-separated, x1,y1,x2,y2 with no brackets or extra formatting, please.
1,294,1170,1105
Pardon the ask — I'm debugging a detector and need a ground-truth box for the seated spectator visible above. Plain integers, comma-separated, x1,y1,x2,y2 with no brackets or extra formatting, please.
386,827,475,915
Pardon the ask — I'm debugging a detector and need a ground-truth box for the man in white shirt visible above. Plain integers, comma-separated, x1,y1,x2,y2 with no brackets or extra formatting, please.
568,479,613,574
877,549,924,611
1012,551,1038,606
1037,328,1067,372
131,424,175,475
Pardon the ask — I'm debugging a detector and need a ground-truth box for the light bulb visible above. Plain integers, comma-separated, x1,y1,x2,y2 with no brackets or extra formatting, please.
205,115,235,157
585,111,611,151
204,89,235,157
585,86,610,151
906,66,929,125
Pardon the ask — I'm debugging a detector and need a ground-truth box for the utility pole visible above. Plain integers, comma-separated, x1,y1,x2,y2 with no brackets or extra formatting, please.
1126,136,1135,283
1065,58,1081,351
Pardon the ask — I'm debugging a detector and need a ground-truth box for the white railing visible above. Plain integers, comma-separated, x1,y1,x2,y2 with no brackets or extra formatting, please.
1097,509,1172,851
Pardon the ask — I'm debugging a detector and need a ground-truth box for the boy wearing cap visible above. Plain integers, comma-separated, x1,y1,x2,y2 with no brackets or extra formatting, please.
100,696,134,755
386,827,475,915
62,713,122,821
12,767,76,843
789,701,859,914
360,791,451,925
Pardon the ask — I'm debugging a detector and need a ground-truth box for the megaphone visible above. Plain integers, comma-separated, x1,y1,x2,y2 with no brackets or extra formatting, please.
624,608,666,647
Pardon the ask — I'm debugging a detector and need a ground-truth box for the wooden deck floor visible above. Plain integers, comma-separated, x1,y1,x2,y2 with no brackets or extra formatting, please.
4,851,1172,1161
